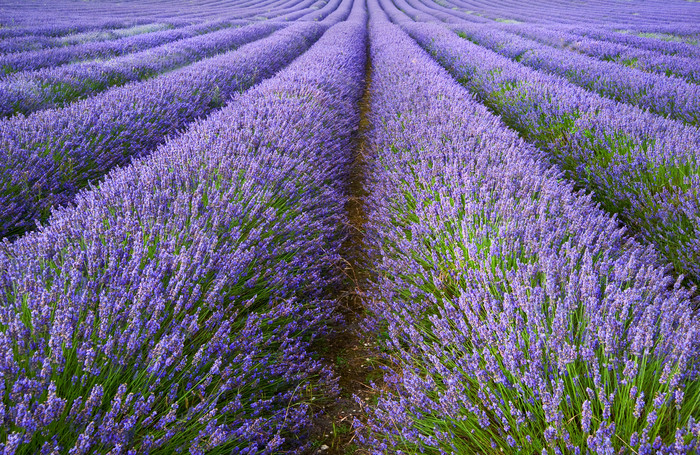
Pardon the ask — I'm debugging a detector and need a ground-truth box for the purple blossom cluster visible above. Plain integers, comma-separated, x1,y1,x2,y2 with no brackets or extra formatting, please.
357,2,700,453
0,21,233,76
564,26,700,59
499,24,700,85
0,18,157,40
260,0,330,22
0,22,323,239
398,20,700,289
2,0,700,453
447,22,700,125
0,4,366,453
444,0,700,27
0,22,281,118
0,22,176,55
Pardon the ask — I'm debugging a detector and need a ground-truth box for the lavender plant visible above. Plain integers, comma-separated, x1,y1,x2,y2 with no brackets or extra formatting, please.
0,22,282,118
0,19,158,40
0,23,175,55
0,21,230,76
357,4,700,453
447,22,700,125
0,12,366,453
564,26,700,60
400,21,700,290
497,24,700,85
0,22,324,239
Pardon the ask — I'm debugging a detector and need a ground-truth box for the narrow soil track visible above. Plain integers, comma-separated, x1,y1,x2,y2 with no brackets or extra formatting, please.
310,33,383,455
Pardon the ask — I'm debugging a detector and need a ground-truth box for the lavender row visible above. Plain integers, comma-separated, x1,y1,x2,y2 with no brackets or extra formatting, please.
250,0,324,22
0,0,345,119
565,26,700,59
446,0,700,28
627,30,700,47
626,23,700,37
0,13,366,453
398,0,483,23
0,22,326,240
448,22,700,125
358,6,700,453
405,0,489,23
0,18,158,39
0,20,233,76
500,24,700,85
297,0,347,22
402,21,700,287
0,22,283,119
0,22,176,55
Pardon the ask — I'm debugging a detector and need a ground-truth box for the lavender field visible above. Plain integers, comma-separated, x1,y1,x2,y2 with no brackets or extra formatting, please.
0,0,699,453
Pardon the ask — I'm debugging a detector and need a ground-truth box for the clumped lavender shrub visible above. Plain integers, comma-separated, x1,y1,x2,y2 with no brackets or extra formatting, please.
0,22,282,118
0,19,157,40
402,21,700,290
0,21,229,76
446,22,700,125
0,12,366,454
0,22,322,239
565,26,700,60
0,22,174,54
495,24,700,85
357,5,700,453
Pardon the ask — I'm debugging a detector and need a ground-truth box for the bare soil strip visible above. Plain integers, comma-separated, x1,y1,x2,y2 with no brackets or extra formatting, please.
310,32,382,455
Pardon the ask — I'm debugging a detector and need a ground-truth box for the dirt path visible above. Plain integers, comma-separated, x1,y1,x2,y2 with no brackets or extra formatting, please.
309,34,382,455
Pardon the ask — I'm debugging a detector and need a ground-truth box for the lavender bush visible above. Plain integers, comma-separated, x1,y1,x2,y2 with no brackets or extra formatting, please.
564,26,700,60
0,23,175,55
0,11,366,453
0,22,281,118
399,21,700,290
496,24,700,85
447,22,700,125
0,22,326,239
0,21,230,76
357,4,700,453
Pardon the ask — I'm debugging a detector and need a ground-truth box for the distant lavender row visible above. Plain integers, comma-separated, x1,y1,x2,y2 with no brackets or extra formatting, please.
0,22,325,240
0,18,158,39
359,6,700,453
622,23,700,38
267,0,329,22
417,0,490,23
0,22,282,118
0,0,344,121
0,15,366,453
626,30,700,47
388,0,440,23
0,20,232,76
399,0,479,24
297,0,346,22
565,25,700,59
499,24,700,84
58,22,177,46
0,22,174,55
0,0,305,38
403,0,488,23
446,0,700,27
402,22,700,287
449,22,700,125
